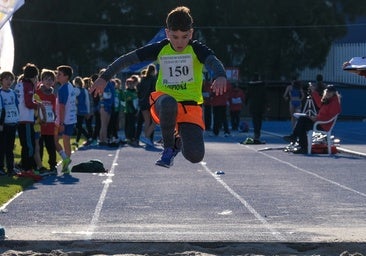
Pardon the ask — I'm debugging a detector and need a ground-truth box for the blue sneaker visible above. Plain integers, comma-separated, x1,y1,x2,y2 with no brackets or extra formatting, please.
155,147,176,168
140,136,154,147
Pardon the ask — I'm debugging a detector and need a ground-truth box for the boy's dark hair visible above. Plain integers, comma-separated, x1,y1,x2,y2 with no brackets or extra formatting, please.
0,71,15,81
57,65,73,79
40,68,56,81
22,63,39,79
73,76,84,87
166,6,193,31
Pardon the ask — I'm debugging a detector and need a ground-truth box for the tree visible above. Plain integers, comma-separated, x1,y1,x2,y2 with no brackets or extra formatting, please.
10,0,366,80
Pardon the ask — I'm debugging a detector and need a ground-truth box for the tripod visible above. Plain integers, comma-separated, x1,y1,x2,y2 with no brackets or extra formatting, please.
302,95,317,116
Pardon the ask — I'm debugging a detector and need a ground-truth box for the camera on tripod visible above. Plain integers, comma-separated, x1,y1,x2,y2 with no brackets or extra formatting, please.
307,82,314,97
303,82,317,116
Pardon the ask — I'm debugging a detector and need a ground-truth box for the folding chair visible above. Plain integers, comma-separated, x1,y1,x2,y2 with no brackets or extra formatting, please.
307,114,339,155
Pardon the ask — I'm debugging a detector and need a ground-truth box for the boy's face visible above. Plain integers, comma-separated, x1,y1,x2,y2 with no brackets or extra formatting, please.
42,76,55,88
165,29,193,52
56,71,68,84
1,76,14,89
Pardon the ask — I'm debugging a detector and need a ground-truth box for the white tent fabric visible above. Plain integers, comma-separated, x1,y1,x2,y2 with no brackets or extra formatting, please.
0,0,24,72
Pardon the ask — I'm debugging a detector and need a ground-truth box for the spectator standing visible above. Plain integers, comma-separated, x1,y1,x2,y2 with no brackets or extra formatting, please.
14,63,42,171
108,77,123,144
33,92,47,174
123,75,139,146
54,65,77,174
0,71,19,176
73,76,90,146
245,73,267,144
37,69,57,174
211,81,231,137
283,79,305,128
82,77,94,145
98,69,115,146
90,74,101,145
136,64,156,146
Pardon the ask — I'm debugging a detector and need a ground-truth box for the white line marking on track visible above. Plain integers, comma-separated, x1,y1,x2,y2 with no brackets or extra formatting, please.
245,145,366,198
84,148,121,239
199,161,286,241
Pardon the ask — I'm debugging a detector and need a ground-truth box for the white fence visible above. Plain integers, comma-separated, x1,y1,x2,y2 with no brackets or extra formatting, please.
299,43,366,86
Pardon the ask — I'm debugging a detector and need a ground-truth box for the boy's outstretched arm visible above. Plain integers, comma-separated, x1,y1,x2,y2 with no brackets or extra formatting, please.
91,51,140,97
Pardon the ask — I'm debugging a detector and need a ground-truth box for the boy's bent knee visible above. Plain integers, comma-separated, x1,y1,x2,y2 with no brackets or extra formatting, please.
183,149,204,164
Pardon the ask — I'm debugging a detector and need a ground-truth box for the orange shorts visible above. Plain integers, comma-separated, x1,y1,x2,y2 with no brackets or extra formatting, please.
149,91,205,130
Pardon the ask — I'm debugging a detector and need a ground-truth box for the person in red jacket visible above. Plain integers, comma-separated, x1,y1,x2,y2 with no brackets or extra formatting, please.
211,81,232,136
36,69,57,174
229,84,245,131
283,84,341,154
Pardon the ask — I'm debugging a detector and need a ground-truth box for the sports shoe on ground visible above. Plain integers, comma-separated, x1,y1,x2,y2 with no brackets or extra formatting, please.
293,147,307,154
155,147,176,168
283,135,296,143
62,158,72,174
253,139,266,144
16,170,43,182
48,167,58,176
240,137,254,144
36,166,48,174
140,136,154,147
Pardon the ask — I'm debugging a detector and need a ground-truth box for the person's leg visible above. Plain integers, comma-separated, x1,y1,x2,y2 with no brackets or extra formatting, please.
179,123,204,163
153,95,178,167
204,105,212,131
75,115,83,142
0,129,5,172
18,123,36,170
252,112,262,140
93,111,101,142
44,135,57,171
4,125,16,175
222,106,230,134
154,94,177,148
85,115,93,139
294,117,314,149
99,108,111,143
212,106,220,135
135,110,143,141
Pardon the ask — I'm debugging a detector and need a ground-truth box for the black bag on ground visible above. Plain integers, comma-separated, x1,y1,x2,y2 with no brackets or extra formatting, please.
71,159,107,173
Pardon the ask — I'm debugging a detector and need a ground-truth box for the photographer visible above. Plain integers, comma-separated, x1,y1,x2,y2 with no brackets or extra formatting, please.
283,85,341,154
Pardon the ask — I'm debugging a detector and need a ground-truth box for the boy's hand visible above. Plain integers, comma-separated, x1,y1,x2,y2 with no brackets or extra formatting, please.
211,76,227,96
91,77,107,97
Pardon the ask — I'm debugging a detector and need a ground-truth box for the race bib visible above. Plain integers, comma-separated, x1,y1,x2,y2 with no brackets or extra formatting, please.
103,91,112,99
231,97,242,104
5,105,19,123
42,105,55,123
160,54,194,85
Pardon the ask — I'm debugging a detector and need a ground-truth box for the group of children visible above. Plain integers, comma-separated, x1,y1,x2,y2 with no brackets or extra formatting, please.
0,64,76,177
0,62,160,177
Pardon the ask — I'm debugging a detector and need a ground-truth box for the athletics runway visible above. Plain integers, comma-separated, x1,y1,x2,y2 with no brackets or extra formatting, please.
1,121,366,254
